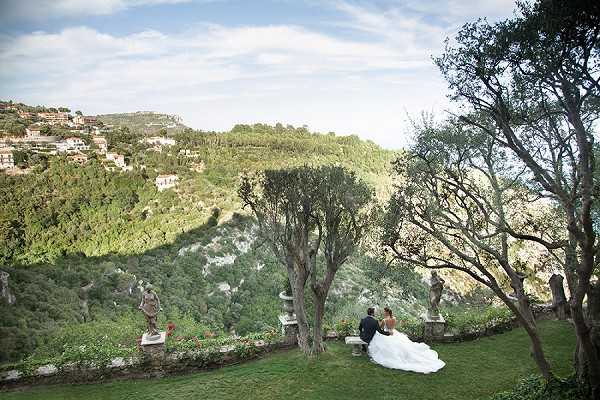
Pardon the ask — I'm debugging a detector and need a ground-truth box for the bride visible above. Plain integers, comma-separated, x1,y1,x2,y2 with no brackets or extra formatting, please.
368,307,445,373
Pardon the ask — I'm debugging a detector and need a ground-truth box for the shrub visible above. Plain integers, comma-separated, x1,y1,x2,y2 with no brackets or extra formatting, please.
396,316,423,339
334,319,355,338
444,306,512,335
490,375,585,400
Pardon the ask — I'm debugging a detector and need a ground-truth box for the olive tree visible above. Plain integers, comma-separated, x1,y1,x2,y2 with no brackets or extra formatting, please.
383,119,559,379
239,165,373,355
435,0,600,394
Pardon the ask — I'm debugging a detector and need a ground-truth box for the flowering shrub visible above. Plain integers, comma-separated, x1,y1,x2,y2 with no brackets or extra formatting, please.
166,322,176,337
334,319,355,338
444,306,513,335
201,331,216,339
5,339,137,377
168,330,281,354
60,339,136,369
396,317,424,339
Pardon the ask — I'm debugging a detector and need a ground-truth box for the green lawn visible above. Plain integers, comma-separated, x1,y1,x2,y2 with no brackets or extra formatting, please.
0,320,575,400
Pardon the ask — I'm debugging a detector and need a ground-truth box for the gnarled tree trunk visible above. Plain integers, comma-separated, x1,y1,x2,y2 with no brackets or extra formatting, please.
288,262,310,354
497,288,552,380
575,281,600,399
549,274,569,320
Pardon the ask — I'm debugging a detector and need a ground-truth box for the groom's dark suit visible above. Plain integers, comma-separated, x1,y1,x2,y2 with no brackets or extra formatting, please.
359,315,389,344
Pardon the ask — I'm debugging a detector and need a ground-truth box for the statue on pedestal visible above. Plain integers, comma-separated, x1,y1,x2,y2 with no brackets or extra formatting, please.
0,270,16,305
139,284,161,337
428,271,445,320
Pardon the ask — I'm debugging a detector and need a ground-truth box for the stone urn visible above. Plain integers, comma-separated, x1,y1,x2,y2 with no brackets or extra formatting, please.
278,291,298,345
279,291,295,321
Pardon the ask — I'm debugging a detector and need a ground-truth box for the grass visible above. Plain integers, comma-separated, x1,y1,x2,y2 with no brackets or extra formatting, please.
0,320,575,400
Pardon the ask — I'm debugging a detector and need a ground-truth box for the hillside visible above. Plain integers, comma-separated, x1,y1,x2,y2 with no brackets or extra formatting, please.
0,108,560,365
96,112,188,135
1,117,427,364
1,105,563,367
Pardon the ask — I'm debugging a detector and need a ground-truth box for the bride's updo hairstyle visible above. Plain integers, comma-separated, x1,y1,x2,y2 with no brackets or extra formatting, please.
384,307,393,317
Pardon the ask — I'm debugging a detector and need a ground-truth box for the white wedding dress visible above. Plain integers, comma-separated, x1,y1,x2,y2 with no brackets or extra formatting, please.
368,321,445,374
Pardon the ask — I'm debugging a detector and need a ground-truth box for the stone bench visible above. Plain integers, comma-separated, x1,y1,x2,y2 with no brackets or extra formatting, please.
344,336,367,357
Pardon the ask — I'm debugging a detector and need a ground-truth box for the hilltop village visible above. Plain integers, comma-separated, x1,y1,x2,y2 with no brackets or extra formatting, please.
0,101,189,190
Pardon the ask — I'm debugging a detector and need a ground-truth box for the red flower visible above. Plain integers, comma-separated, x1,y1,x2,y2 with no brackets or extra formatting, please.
167,322,176,337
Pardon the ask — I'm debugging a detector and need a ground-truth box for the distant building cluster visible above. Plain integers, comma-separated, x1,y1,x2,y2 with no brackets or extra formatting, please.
0,148,14,169
0,102,193,187
143,136,176,152
0,102,140,173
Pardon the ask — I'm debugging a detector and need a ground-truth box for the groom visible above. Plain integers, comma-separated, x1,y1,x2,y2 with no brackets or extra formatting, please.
358,307,390,351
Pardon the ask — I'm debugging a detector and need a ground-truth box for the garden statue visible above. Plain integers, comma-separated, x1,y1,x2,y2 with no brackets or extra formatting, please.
139,284,161,337
79,281,94,322
0,270,16,305
428,271,445,320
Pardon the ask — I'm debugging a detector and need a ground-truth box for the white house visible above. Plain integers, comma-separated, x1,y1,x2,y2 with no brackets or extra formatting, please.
144,137,176,146
92,136,108,153
26,125,42,138
73,115,97,126
106,152,126,169
155,174,178,191
0,148,14,170
38,112,69,125
179,149,201,158
56,137,89,153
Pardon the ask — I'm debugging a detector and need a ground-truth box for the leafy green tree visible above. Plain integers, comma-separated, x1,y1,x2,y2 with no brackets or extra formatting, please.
309,166,374,352
240,165,374,355
435,0,600,394
383,118,558,379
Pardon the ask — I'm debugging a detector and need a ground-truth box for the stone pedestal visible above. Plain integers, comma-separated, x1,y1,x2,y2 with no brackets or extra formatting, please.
278,315,298,345
279,291,298,345
141,332,166,369
423,314,446,340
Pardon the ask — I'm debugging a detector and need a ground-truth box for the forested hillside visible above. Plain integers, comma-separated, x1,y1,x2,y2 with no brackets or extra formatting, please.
97,112,188,135
1,121,425,363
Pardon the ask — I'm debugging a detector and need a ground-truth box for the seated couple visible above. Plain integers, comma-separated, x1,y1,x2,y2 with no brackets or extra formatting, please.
358,307,445,374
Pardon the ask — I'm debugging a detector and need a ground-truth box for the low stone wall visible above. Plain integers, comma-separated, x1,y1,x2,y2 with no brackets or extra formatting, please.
0,307,560,389
0,340,290,389
332,306,557,345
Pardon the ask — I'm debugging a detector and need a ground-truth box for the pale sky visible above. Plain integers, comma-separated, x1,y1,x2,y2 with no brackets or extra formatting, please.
0,0,516,149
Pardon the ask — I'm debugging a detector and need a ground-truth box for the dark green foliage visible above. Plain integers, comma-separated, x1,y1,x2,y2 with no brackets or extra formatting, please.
490,375,586,400
443,306,513,335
